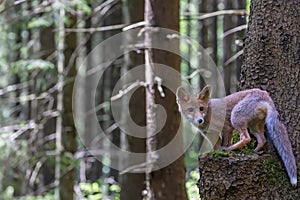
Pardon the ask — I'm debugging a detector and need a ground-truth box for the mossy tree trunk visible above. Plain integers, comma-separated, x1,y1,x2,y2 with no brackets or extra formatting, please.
198,0,299,199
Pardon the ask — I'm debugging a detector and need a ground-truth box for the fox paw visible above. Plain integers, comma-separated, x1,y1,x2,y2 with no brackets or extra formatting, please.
218,146,230,151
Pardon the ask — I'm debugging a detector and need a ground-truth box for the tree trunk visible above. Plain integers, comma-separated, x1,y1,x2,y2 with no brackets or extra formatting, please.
234,0,246,84
59,14,77,200
120,0,146,199
144,1,188,200
198,0,300,199
222,0,234,95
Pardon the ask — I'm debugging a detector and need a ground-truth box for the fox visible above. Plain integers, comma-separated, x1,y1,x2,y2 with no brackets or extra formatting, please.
176,85,297,186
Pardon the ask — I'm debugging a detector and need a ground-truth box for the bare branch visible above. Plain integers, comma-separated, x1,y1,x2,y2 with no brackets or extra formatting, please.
186,69,212,80
29,157,47,186
223,24,248,38
64,24,127,33
0,81,31,96
0,0,28,14
122,21,146,31
181,9,249,20
110,81,148,101
224,49,244,66
93,0,119,14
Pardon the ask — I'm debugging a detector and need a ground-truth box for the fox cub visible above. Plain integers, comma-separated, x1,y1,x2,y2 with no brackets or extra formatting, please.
176,85,297,186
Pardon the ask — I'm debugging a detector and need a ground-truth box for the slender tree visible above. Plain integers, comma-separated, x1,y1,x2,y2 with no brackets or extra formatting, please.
144,0,188,199
55,3,77,199
120,1,146,200
223,0,234,95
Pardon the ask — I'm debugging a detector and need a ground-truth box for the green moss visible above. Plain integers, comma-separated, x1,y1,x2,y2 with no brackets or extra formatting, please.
230,131,256,154
208,150,229,158
263,157,288,186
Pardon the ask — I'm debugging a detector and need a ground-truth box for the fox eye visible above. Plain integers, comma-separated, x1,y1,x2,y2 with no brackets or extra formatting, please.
199,107,204,111
187,108,194,112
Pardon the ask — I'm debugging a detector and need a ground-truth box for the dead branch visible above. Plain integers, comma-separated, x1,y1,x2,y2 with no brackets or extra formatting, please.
110,81,148,101
223,24,248,38
0,0,28,14
64,24,127,33
0,81,32,96
224,49,244,66
181,9,249,20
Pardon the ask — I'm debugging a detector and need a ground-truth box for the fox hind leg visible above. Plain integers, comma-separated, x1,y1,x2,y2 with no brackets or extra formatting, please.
222,128,251,151
251,121,266,152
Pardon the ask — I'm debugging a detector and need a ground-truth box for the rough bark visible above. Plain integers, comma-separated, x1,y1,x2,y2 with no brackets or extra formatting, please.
198,0,300,199
234,0,246,84
240,0,300,169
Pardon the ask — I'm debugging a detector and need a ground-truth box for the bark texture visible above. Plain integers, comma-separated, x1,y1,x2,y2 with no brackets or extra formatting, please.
148,1,188,200
198,153,287,199
198,0,299,199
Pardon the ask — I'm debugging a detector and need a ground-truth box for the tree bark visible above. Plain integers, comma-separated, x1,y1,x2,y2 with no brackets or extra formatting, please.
59,14,77,200
198,0,300,199
145,1,188,200
223,0,234,95
120,0,146,199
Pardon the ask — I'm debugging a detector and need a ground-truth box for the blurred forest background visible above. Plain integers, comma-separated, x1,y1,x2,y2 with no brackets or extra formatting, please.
0,0,250,199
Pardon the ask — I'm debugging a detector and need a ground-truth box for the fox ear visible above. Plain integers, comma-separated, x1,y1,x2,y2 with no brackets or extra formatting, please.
176,87,190,103
198,85,211,102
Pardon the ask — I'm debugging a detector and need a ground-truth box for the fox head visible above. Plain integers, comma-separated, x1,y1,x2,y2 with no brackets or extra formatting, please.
176,85,211,126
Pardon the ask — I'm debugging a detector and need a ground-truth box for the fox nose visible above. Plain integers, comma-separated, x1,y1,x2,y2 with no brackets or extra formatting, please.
197,118,204,124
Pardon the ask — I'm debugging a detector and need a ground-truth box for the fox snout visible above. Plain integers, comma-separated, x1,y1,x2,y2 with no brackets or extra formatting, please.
193,117,204,125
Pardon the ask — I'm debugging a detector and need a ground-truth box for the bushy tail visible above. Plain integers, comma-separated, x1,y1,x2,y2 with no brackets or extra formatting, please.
266,108,297,186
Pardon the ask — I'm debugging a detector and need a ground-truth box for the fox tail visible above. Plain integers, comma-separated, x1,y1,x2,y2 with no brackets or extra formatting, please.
266,107,297,186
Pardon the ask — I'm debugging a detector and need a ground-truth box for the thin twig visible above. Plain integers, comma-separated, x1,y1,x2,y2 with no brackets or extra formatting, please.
0,0,27,14
186,69,212,79
110,81,148,101
0,81,32,96
122,21,146,31
181,9,249,20
64,24,127,33
29,157,47,186
224,49,244,66
120,160,157,175
223,24,247,38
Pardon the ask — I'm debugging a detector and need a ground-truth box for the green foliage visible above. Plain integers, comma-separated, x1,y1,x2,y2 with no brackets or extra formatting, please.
72,0,92,15
186,170,200,200
2,186,14,200
16,193,55,200
28,17,52,29
11,59,55,73
0,137,30,195
10,59,55,84
79,179,121,200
